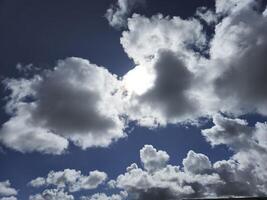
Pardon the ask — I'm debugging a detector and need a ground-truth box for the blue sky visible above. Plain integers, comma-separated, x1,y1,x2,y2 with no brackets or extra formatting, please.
0,1,267,200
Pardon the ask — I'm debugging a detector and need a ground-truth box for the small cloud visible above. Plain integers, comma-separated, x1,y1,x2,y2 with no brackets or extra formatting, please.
105,0,145,29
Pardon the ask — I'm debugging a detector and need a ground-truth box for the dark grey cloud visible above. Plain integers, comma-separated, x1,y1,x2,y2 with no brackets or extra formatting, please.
136,188,177,200
140,50,197,121
0,57,125,154
209,0,267,115
31,61,116,136
120,13,209,127
118,0,267,129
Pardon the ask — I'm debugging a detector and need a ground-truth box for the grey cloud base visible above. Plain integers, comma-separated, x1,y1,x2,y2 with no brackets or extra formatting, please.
0,58,125,154
112,127,267,199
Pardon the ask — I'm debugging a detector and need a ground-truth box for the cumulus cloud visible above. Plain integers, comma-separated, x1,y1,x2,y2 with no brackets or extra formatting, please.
80,191,127,200
183,150,212,174
113,145,224,200
112,141,267,199
140,144,169,173
120,14,206,64
120,14,212,127
29,177,46,188
120,0,267,127
202,114,267,196
29,189,74,200
105,0,145,29
0,197,17,200
0,57,125,154
209,0,267,115
201,114,253,149
0,181,17,197
29,169,107,193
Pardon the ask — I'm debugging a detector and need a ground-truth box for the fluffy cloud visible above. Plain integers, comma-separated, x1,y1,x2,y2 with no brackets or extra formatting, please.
121,112,267,199
29,177,46,188
120,0,267,127
120,14,206,64
202,114,267,196
183,150,211,174
113,145,224,200
29,189,74,200
201,114,253,149
26,113,267,199
210,0,267,115
0,57,125,154
120,14,211,127
112,139,267,199
29,169,107,193
0,197,17,200
140,145,169,173
0,181,17,197
80,191,127,200
105,0,145,29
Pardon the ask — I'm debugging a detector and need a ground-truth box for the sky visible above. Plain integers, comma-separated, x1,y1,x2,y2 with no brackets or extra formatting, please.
0,0,267,200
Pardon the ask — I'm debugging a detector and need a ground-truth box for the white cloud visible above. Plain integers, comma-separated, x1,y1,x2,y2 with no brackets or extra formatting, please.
105,0,145,29
0,197,17,200
202,114,267,196
183,150,212,174
140,145,169,173
111,137,267,199
29,169,107,193
29,189,74,200
120,14,213,127
201,114,253,150
80,191,127,200
196,7,217,25
121,14,206,65
29,177,46,188
209,0,267,115
0,181,17,197
0,57,126,154
114,145,224,200
120,0,267,128
263,6,267,17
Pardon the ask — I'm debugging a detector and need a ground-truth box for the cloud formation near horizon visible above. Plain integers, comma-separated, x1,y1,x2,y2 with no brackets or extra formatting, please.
29,169,107,193
110,127,267,199
0,180,17,200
